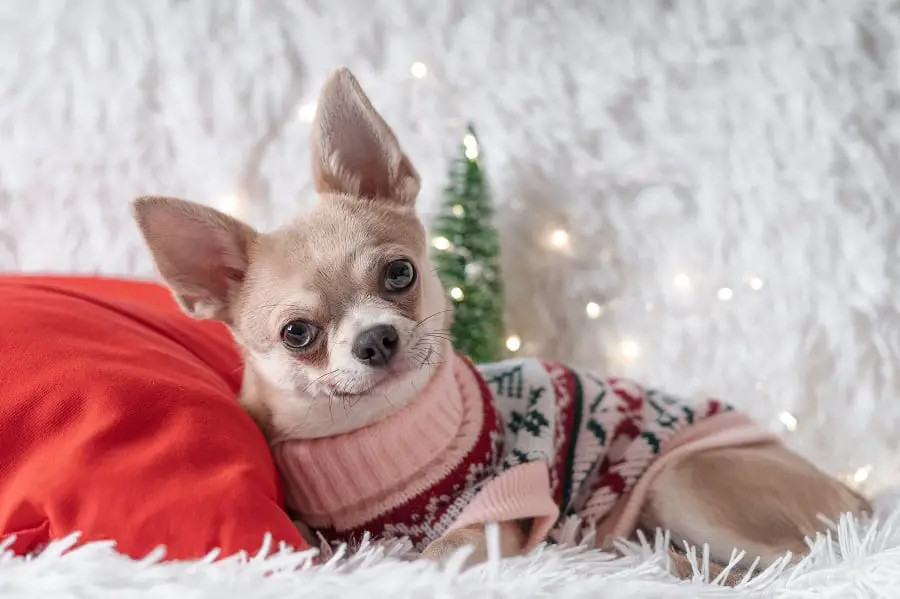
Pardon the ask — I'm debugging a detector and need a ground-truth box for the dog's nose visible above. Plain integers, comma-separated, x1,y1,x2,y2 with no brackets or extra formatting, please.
351,324,400,367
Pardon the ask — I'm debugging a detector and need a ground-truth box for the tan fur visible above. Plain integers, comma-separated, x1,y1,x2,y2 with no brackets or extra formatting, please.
133,68,452,442
133,67,871,586
640,444,872,569
420,521,527,569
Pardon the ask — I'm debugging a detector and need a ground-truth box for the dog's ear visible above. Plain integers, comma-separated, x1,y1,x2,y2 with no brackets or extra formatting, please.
310,68,420,207
132,196,257,322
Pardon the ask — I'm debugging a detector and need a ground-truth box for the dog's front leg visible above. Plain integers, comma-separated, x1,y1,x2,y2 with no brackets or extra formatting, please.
421,520,529,568
289,516,318,549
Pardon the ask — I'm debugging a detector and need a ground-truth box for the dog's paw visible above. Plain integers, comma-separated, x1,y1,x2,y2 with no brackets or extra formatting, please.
666,549,746,587
292,520,318,549
420,529,487,568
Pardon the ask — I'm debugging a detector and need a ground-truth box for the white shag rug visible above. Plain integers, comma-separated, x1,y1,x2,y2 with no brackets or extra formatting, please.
7,493,899,599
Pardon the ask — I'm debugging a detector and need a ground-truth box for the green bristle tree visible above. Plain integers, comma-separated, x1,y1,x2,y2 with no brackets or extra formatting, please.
429,125,505,364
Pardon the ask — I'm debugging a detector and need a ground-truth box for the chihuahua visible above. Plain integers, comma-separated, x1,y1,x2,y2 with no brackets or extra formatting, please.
133,68,870,581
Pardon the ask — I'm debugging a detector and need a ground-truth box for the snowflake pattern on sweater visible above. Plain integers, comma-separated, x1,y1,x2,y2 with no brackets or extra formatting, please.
309,356,732,551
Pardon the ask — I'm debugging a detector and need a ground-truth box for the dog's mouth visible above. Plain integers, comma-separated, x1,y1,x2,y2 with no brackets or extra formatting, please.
326,370,392,400
330,382,381,399
419,347,434,366
326,348,435,400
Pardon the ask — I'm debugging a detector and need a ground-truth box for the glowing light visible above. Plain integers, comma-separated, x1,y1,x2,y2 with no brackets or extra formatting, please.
748,276,764,291
463,134,479,160
505,335,522,352
673,273,691,289
717,287,734,301
853,465,873,484
465,262,483,280
549,229,570,249
431,236,452,251
217,193,242,216
296,101,317,122
410,62,428,78
779,412,797,431
617,339,641,362
585,302,603,319
452,204,465,217
449,287,464,301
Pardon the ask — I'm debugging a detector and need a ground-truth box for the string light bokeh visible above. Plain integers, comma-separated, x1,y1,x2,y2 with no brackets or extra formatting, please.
429,168,872,490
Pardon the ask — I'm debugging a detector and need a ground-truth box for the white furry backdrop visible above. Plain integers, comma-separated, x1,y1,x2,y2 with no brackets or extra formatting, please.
1,0,898,494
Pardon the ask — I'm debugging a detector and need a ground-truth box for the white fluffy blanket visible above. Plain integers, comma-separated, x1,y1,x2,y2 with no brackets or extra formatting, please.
7,497,899,598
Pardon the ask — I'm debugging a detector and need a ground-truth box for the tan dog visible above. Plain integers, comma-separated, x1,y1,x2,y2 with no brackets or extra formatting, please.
133,68,870,583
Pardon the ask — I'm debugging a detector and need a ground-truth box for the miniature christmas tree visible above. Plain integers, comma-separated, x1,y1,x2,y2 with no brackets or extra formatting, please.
430,125,505,364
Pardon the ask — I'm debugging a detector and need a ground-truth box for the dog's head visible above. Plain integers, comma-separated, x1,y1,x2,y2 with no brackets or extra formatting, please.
133,69,451,440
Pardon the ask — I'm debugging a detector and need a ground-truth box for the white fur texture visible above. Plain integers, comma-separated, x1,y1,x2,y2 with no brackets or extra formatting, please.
0,3,898,488
3,501,900,598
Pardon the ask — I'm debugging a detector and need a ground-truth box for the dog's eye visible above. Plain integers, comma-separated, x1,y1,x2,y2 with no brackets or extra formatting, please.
281,320,319,350
384,260,416,291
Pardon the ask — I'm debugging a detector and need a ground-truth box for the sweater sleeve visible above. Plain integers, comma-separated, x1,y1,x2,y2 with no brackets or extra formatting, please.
592,410,781,545
447,460,559,552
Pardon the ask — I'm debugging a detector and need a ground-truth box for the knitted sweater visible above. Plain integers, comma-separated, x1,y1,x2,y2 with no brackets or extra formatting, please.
273,353,778,551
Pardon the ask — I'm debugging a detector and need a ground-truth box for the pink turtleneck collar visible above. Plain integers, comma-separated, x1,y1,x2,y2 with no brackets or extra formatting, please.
272,353,493,532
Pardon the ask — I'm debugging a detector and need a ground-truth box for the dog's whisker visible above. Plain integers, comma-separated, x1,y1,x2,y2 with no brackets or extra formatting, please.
421,329,453,337
324,386,338,425
420,332,453,343
407,378,420,404
381,389,396,411
306,369,341,385
427,344,447,361
412,310,453,332
423,326,453,333
297,370,345,421
301,397,319,422
420,326,453,336
422,334,453,343
300,369,342,395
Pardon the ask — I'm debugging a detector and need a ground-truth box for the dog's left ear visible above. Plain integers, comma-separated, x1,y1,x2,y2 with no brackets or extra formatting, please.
310,68,420,207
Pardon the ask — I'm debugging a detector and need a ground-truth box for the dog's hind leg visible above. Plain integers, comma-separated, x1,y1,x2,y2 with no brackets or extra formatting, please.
640,443,871,573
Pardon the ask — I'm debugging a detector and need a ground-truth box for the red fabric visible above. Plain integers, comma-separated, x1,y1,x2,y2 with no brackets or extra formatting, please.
0,275,307,560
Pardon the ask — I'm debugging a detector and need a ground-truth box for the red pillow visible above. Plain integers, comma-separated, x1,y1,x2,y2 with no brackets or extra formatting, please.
0,275,307,560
